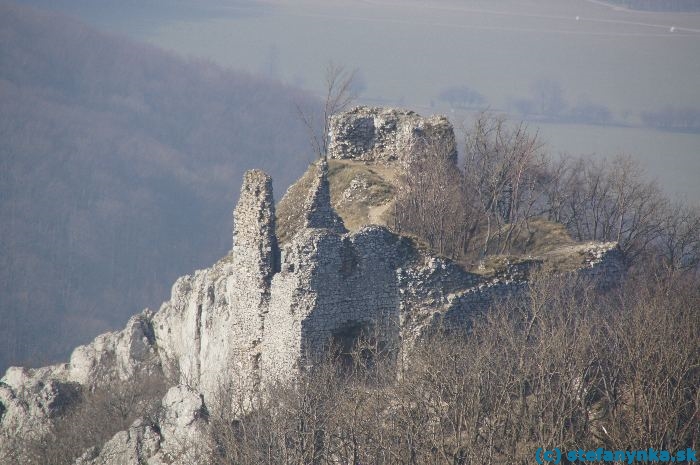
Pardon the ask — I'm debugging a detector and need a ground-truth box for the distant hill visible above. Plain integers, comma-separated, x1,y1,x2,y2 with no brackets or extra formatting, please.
602,0,700,11
0,1,318,371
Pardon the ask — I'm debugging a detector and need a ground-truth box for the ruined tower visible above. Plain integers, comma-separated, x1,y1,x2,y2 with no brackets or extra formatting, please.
303,158,347,234
232,169,280,289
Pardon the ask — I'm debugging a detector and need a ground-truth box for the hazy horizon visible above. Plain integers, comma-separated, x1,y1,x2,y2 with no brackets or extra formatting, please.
12,0,700,200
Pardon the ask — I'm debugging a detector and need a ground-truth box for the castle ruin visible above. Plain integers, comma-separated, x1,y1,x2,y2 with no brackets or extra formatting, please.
0,107,625,465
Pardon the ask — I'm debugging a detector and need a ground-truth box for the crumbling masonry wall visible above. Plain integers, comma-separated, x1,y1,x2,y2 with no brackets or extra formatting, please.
328,106,458,164
260,165,409,381
1,161,626,425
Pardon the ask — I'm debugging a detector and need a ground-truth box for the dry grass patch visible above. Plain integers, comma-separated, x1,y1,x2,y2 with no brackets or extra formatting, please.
327,160,396,231
276,162,319,244
504,218,576,255
276,159,398,243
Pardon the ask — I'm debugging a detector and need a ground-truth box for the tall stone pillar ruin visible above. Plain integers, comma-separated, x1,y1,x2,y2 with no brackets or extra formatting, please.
232,169,280,290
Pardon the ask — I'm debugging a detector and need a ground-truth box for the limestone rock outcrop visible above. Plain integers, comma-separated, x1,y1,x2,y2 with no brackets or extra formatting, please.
74,420,161,465
0,310,160,438
0,364,78,436
69,310,160,387
75,385,208,465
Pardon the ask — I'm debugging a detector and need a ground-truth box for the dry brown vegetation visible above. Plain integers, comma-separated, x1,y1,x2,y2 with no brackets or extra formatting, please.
4,270,697,464
394,113,700,276
326,160,396,231
204,271,699,465
1,373,167,465
276,159,396,242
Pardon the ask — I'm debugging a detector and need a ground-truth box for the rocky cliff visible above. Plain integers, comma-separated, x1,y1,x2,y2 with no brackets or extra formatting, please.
0,107,625,465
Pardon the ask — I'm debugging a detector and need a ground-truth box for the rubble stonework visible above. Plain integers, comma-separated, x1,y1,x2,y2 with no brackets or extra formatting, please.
232,169,280,287
0,109,626,465
303,158,347,234
327,106,458,163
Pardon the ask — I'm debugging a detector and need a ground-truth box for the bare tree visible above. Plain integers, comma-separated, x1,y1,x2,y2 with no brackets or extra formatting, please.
530,78,567,117
550,155,668,263
297,62,359,158
395,135,467,258
590,275,700,452
656,201,700,275
462,113,548,256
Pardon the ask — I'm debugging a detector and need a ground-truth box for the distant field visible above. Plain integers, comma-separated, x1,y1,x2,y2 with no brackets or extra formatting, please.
131,0,700,199
590,0,700,12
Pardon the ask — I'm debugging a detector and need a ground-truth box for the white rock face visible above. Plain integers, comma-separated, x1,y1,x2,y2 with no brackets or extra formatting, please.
74,421,162,465
152,169,278,403
157,385,209,461
0,363,76,436
69,310,160,387
0,310,160,439
75,384,208,465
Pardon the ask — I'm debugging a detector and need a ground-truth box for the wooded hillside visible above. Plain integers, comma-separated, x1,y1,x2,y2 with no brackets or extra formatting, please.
0,2,318,371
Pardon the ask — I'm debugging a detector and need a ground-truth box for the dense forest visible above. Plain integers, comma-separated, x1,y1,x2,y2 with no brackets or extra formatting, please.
0,2,318,372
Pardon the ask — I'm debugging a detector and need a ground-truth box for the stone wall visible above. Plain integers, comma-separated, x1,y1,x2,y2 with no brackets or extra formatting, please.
232,169,280,288
327,106,457,164
575,242,626,289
